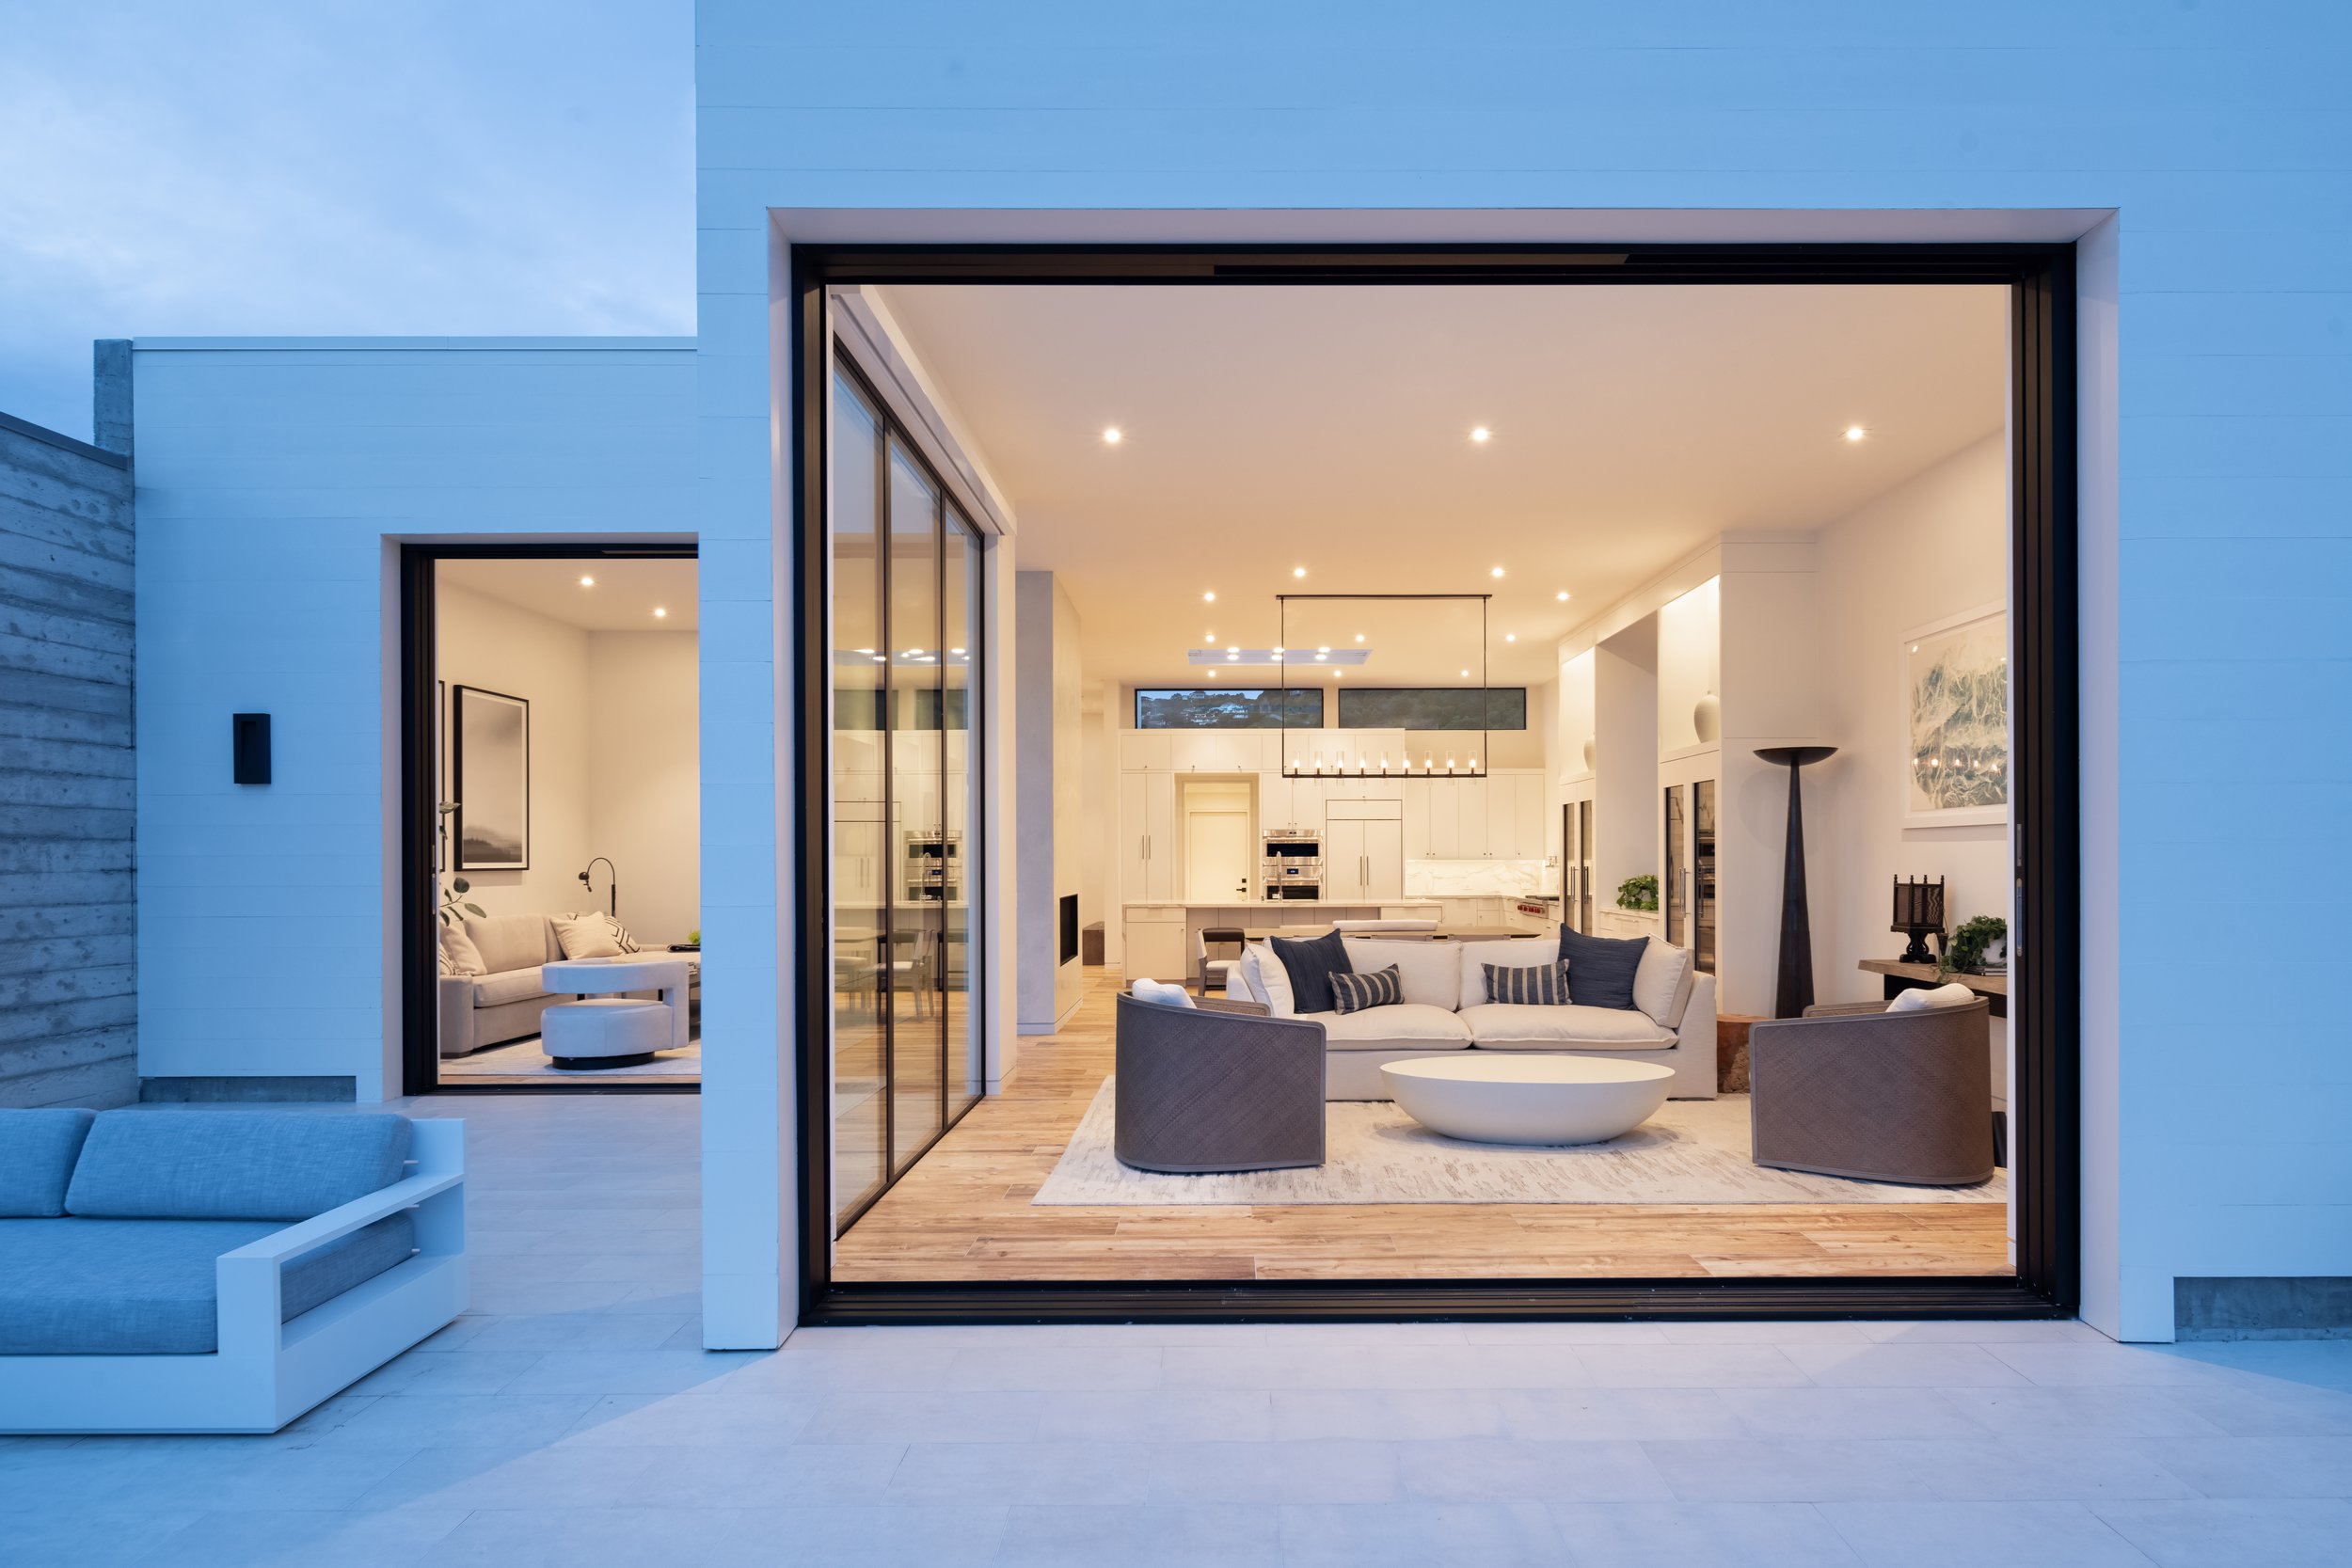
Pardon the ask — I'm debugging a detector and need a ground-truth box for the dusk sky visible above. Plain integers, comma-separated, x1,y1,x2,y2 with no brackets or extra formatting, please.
0,1,693,441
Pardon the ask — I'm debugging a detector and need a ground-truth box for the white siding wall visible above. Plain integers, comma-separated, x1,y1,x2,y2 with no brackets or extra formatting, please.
132,341,696,1102
698,2,2352,1339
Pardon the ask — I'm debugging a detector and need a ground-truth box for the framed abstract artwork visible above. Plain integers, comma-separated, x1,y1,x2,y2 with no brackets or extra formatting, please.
453,685,530,869
1900,603,2009,827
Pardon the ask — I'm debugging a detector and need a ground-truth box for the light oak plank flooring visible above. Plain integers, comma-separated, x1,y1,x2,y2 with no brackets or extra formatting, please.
834,968,2012,1282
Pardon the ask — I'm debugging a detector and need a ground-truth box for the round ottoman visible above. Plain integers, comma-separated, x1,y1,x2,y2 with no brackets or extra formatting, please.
542,998,672,1069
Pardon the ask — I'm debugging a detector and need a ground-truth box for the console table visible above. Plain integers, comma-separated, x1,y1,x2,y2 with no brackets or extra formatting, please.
1858,958,2007,1020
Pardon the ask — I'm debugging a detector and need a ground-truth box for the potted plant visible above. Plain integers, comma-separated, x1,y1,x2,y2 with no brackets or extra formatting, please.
1615,874,1660,912
1943,914,2007,975
439,876,485,927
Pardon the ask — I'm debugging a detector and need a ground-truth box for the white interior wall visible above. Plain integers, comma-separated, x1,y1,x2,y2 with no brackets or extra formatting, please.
585,630,701,944
1079,705,1109,954
1592,617,1660,901
1013,570,1083,1031
1810,433,2010,1082
1656,577,1721,755
434,581,592,923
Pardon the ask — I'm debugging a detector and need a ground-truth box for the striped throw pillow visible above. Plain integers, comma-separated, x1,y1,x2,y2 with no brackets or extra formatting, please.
1484,960,1569,1006
1328,965,1403,1015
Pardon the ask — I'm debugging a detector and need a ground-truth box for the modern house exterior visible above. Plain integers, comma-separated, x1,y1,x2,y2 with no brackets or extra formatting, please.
8,4,2349,1352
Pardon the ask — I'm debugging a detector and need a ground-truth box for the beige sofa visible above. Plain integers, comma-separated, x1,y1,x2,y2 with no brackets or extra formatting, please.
1227,934,1717,1101
437,913,692,1057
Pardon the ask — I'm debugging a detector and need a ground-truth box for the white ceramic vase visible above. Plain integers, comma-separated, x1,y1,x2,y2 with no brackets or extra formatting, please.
1692,692,1721,744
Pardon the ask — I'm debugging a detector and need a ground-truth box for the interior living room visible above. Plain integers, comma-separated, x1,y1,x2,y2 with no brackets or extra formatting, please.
825,280,2020,1283
429,555,703,1088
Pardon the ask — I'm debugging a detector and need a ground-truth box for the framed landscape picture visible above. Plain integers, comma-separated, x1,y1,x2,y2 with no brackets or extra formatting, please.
453,685,530,869
1900,603,2009,827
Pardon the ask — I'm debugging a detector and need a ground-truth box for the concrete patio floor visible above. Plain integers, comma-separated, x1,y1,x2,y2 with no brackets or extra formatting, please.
3,1093,2347,1567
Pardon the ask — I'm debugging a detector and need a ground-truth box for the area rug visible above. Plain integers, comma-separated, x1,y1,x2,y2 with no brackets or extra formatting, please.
1032,1079,2008,1207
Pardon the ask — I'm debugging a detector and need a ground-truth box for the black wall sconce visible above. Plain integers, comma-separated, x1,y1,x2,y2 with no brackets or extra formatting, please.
232,713,271,784
579,857,617,917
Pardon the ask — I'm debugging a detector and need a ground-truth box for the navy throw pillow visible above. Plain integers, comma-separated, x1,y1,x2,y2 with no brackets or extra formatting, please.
1270,928,1354,1014
1558,925,1646,1010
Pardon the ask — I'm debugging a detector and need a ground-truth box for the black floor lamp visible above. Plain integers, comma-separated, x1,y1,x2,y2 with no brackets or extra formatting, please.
1755,746,1836,1019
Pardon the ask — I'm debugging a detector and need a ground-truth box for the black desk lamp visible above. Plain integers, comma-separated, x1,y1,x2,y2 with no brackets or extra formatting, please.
579,857,617,917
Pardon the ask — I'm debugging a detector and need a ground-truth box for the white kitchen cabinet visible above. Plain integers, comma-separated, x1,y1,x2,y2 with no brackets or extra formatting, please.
1401,778,1430,860
1325,800,1404,902
1486,777,1518,859
1118,730,1171,771
1454,778,1490,859
1517,772,1548,861
1122,908,1188,982
1424,778,1459,858
834,800,889,902
1119,769,1179,902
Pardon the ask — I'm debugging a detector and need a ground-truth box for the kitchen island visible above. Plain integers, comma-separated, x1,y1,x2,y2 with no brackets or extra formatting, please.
1121,900,1441,984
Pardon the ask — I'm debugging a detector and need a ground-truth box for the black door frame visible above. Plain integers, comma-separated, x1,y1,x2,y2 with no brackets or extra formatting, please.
792,242,2078,1323
398,540,701,1098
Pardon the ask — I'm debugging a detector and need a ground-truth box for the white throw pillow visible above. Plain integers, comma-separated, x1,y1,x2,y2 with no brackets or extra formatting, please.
1345,938,1466,1011
1887,981,1978,1013
554,912,627,961
1632,938,1696,1027
439,921,486,977
1241,943,1295,1017
1456,938,1561,1008
1129,978,1196,1008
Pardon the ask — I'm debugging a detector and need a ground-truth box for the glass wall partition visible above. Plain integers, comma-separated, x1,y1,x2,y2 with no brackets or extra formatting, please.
829,358,987,1231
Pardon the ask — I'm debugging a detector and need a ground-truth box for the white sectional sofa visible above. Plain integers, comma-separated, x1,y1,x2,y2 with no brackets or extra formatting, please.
1228,935,1717,1101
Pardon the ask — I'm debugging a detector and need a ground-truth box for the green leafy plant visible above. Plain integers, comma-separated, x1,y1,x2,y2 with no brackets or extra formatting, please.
1615,874,1660,912
438,876,486,927
1943,914,2007,975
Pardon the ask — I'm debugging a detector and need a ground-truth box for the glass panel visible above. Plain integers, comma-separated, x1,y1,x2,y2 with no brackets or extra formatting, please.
1692,779,1718,974
1337,688,1528,730
1134,688,1322,728
1663,784,1688,946
887,436,946,1179
943,507,983,1120
830,370,887,1223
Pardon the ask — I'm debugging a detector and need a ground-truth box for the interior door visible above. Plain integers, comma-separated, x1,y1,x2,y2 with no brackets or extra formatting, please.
1185,808,1254,900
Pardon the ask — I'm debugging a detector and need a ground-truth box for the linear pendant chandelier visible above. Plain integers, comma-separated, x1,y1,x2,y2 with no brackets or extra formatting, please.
1278,593,1491,779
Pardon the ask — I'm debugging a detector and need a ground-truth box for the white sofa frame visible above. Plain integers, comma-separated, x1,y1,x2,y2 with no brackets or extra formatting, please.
0,1119,469,1435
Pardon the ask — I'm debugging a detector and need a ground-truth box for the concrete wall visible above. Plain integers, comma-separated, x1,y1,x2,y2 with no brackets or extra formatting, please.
698,2,2350,1338
0,356,136,1107
131,340,696,1107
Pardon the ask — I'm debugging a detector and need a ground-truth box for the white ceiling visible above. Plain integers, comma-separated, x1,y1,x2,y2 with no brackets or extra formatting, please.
437,557,698,631
873,283,2006,689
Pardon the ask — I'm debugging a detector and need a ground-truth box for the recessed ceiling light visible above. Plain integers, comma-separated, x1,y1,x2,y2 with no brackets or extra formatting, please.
949,646,965,656
1292,566,1307,578
578,575,596,587
1313,653,1327,662
1317,645,1330,654
1354,633,1364,643
1103,427,1123,444
1203,591,1216,602
653,607,667,618
1273,647,1286,656
871,655,886,664
1844,424,1867,442
1460,669,1471,678
1470,427,1492,444
1208,667,1218,675
1555,591,1571,602
1227,644,1239,655
1504,633,1517,642
1490,565,1505,578
854,647,873,655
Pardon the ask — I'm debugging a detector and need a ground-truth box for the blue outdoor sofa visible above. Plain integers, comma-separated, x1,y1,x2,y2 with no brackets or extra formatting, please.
0,1107,466,1433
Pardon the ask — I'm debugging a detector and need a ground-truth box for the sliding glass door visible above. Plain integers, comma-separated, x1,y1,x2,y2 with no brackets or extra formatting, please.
829,357,987,1231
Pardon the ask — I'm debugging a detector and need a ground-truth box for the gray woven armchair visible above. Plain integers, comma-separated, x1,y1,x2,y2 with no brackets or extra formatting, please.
1114,992,1327,1173
1748,997,1996,1186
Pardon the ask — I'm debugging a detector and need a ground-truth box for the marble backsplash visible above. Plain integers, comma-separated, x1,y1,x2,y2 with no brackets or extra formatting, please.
1405,859,1549,897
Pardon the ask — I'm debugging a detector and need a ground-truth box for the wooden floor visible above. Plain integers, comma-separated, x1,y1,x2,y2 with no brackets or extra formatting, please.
834,968,2012,1282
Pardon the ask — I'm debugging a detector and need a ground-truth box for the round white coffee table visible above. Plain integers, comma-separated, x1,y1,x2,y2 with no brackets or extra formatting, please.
1381,1055,1676,1146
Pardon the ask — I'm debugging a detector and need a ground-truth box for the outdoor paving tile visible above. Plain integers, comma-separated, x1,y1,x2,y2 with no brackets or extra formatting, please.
1164,1342,1595,1391
310,1393,602,1450
1856,1320,2106,1344
2152,1379,2352,1436
996,1502,1283,1568
0,1506,202,1568
1457,1321,1672,1345
1819,1499,2158,1567
1548,1502,1865,1567
1718,1386,1994,1440
1657,1320,1877,1344
1029,1387,1274,1443
496,1348,765,1396
882,1439,1155,1506
348,1349,548,1397
559,1390,822,1447
1780,1342,2033,1388
1144,1438,1405,1504
1935,1385,2234,1438
128,1505,469,1567
1983,1342,2246,1387
795,1389,1046,1444
1890,1438,2199,1501
1392,1437,1674,1503
2127,1434,2352,1498
1270,1388,1505,1441
1489,1386,1749,1440
936,1343,1165,1392
2093,1498,2352,1568
1279,1500,1567,1568
1574,1344,1812,1388
455,1311,693,1353
430,1504,1007,1568
1641,1439,1936,1502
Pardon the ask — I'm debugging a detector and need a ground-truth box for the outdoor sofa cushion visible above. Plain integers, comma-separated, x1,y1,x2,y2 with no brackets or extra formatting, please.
0,1213,418,1354
1454,1003,1679,1050
66,1111,412,1223
0,1108,97,1217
